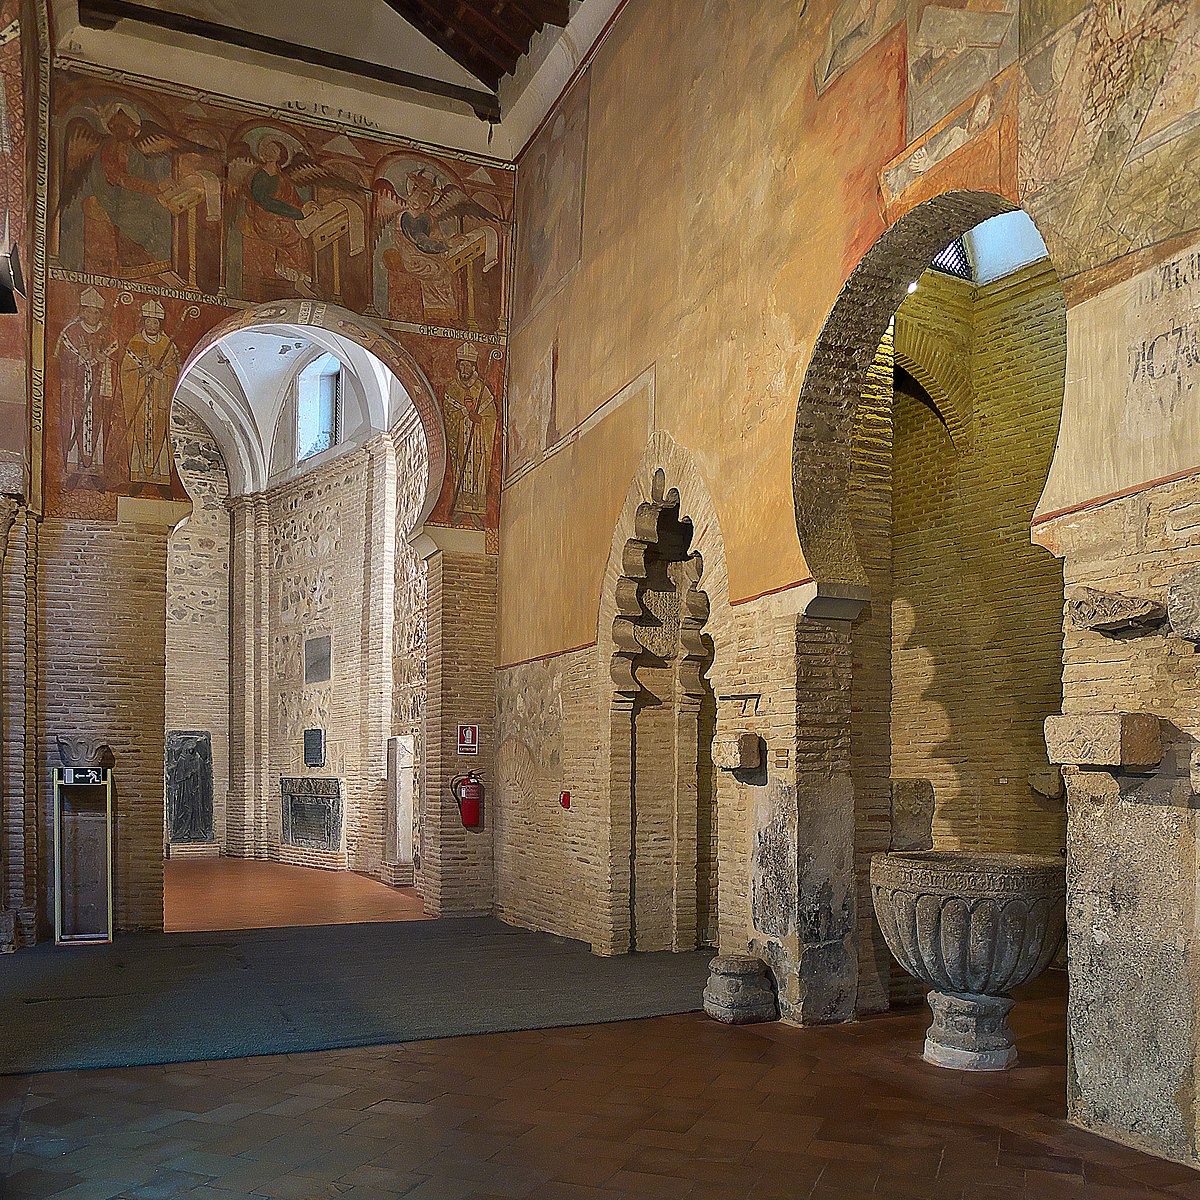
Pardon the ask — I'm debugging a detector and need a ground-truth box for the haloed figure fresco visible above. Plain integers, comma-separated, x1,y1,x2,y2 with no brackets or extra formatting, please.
54,286,117,490
121,299,180,490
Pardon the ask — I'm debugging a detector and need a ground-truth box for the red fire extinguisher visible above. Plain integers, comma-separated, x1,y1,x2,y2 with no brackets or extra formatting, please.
451,772,483,828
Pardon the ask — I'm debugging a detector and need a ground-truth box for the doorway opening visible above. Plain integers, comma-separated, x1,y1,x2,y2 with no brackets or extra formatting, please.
793,194,1068,1016
162,313,438,933
612,474,717,953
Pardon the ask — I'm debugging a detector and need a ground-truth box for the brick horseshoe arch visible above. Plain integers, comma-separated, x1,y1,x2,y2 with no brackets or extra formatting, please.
792,191,1018,607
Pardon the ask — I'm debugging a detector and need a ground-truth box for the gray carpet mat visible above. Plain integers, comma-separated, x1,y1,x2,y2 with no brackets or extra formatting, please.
0,918,712,1074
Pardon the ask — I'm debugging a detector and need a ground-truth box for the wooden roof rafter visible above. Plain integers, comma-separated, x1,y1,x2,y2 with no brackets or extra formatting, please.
381,0,570,92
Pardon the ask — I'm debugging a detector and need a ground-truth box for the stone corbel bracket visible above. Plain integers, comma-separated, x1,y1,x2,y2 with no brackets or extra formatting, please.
1065,586,1167,636
1044,713,1162,770
713,731,762,772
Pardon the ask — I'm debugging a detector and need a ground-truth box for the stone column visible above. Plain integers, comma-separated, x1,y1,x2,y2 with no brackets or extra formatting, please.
355,435,396,876
227,494,271,859
752,604,861,1025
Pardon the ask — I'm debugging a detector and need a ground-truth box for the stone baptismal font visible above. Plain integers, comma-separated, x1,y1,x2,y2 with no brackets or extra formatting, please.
870,850,1066,1070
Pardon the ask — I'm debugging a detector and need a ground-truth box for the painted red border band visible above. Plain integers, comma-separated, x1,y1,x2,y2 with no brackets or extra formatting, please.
497,638,598,672
1033,463,1200,526
731,576,814,607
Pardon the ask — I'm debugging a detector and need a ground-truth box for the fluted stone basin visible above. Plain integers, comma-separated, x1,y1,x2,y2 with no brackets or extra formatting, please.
870,850,1066,1071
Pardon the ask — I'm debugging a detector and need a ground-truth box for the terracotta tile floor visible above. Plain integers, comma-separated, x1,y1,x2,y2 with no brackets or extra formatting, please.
4,972,1199,1198
163,859,430,932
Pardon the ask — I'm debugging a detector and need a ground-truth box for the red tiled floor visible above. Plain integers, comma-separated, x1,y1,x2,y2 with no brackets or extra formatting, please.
3,972,1199,1198
163,858,430,932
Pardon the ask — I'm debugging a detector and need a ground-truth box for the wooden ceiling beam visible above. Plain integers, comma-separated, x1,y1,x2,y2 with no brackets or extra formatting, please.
383,0,518,88
506,0,570,28
453,0,529,56
77,0,501,118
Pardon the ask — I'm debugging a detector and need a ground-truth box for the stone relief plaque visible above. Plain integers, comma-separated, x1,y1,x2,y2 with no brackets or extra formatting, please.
304,634,332,684
165,730,214,843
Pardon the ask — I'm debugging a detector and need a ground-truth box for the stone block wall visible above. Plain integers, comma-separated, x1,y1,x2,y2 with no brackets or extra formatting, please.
1037,475,1200,1166
165,406,231,852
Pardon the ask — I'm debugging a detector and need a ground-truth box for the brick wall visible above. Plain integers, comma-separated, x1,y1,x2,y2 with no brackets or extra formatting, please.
165,405,231,851
38,519,170,932
421,548,497,916
890,263,1067,856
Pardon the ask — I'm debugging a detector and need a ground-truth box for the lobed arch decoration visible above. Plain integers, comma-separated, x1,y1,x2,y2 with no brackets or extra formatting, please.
595,433,739,956
181,298,448,525
792,190,1024,610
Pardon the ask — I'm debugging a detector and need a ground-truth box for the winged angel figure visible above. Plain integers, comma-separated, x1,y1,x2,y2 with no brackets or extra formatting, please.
226,135,365,299
372,166,505,326
55,102,218,280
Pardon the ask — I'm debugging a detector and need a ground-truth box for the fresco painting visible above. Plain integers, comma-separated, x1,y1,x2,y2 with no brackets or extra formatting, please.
45,69,514,525
512,75,589,324
0,0,27,491
814,0,905,95
882,71,1018,222
907,0,1017,140
1020,0,1200,285
372,154,507,333
45,277,212,517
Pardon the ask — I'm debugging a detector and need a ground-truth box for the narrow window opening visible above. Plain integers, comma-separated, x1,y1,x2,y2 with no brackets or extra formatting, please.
296,352,342,462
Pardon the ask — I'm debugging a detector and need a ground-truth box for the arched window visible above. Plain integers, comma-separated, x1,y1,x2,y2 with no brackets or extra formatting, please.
296,352,342,462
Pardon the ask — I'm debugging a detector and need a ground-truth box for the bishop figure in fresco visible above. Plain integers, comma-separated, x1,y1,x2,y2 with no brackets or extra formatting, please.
444,341,498,521
120,299,179,489
54,286,117,490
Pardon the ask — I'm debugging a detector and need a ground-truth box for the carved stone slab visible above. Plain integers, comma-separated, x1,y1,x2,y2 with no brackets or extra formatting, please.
1044,713,1161,768
712,732,761,771
890,779,934,851
1167,568,1200,644
1065,586,1167,634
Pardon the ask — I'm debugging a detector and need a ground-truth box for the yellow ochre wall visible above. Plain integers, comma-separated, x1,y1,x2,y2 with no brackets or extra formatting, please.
500,0,907,666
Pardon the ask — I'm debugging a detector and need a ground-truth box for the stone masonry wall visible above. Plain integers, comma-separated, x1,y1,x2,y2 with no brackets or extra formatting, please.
391,412,429,876
1039,475,1200,1166
165,406,231,851
266,450,371,869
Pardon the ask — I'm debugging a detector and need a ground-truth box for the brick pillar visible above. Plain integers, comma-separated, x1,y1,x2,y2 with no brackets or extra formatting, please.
38,518,172,933
420,540,497,916
0,496,23,947
354,436,396,876
672,693,701,951
598,692,635,955
228,494,271,858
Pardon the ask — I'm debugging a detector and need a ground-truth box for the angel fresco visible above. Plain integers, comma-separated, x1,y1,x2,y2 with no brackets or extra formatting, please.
54,100,221,288
227,132,368,303
371,160,506,332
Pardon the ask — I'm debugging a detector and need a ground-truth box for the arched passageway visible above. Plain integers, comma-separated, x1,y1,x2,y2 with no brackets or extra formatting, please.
783,193,1068,1018
163,307,444,932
